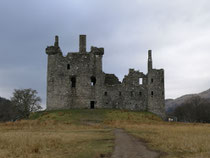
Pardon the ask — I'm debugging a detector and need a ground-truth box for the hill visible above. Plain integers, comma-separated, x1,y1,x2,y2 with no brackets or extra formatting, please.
165,88,210,113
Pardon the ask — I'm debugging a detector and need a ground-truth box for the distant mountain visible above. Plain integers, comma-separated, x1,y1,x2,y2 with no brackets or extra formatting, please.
165,88,210,113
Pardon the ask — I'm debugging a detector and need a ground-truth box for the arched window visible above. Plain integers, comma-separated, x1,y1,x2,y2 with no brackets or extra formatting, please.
90,76,96,86
71,77,76,88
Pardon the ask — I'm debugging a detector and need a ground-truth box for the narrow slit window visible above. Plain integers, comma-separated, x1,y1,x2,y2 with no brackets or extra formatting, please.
67,64,70,70
104,92,107,96
139,78,143,85
119,91,122,96
71,77,76,88
151,78,154,83
139,92,142,96
90,76,96,86
151,91,154,97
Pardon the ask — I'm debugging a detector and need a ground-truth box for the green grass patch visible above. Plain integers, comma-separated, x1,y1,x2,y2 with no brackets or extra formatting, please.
30,109,162,125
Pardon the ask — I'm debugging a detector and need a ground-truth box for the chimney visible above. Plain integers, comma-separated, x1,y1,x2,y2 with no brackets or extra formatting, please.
54,35,59,47
148,50,153,72
79,35,86,53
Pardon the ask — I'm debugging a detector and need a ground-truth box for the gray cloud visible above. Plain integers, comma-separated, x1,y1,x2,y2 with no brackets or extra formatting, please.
1,0,210,109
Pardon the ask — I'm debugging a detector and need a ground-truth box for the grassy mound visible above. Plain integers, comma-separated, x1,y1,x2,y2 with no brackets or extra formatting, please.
30,109,162,125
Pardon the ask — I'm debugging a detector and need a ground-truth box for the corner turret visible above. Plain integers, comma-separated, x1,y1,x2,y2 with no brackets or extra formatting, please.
90,46,104,55
46,35,62,55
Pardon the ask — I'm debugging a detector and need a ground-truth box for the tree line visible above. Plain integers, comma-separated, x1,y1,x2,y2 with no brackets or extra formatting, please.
0,88,42,122
172,96,210,123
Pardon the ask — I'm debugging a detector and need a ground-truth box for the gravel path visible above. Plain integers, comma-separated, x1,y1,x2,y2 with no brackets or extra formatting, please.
111,129,160,158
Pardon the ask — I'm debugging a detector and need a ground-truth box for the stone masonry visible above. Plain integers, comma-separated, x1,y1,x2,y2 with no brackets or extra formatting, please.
45,35,165,118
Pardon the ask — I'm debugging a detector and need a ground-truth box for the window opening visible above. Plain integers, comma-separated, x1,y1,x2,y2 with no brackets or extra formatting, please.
119,91,122,96
90,76,96,86
151,78,154,83
151,91,154,97
139,92,142,96
71,77,76,88
90,101,95,109
104,92,107,96
67,64,70,70
139,78,143,85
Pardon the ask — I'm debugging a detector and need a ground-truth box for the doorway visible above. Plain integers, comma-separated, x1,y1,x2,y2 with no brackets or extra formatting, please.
90,101,95,109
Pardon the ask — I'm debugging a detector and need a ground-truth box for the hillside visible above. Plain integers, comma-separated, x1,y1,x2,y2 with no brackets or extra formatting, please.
30,109,161,124
166,88,210,112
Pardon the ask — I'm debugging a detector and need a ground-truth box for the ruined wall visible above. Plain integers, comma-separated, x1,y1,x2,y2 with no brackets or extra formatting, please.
101,69,147,111
46,35,165,118
121,69,148,110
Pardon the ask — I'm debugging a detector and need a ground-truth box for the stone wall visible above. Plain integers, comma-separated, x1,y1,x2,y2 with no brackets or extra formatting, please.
45,35,165,118
147,69,165,118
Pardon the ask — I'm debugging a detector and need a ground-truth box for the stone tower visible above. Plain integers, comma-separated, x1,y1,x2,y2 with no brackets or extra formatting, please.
45,35,165,118
147,50,165,117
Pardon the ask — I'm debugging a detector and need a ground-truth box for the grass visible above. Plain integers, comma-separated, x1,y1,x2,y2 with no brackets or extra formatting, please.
102,110,210,158
0,109,210,158
0,110,114,158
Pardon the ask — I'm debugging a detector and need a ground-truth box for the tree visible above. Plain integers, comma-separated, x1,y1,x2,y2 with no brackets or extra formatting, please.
0,97,18,121
11,88,42,119
173,96,210,123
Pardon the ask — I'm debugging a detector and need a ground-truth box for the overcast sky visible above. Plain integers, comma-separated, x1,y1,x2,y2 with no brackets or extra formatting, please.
0,0,210,108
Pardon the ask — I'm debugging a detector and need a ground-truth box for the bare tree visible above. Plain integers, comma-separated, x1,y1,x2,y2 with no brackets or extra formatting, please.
11,88,42,119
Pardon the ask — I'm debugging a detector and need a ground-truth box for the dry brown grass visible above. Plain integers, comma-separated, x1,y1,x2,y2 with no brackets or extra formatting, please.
1,109,210,158
0,120,113,158
106,120,210,158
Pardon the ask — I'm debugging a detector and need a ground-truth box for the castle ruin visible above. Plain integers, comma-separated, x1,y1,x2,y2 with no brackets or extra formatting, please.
46,35,165,118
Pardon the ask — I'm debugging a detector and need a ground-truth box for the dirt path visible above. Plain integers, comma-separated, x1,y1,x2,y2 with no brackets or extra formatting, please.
111,129,160,158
